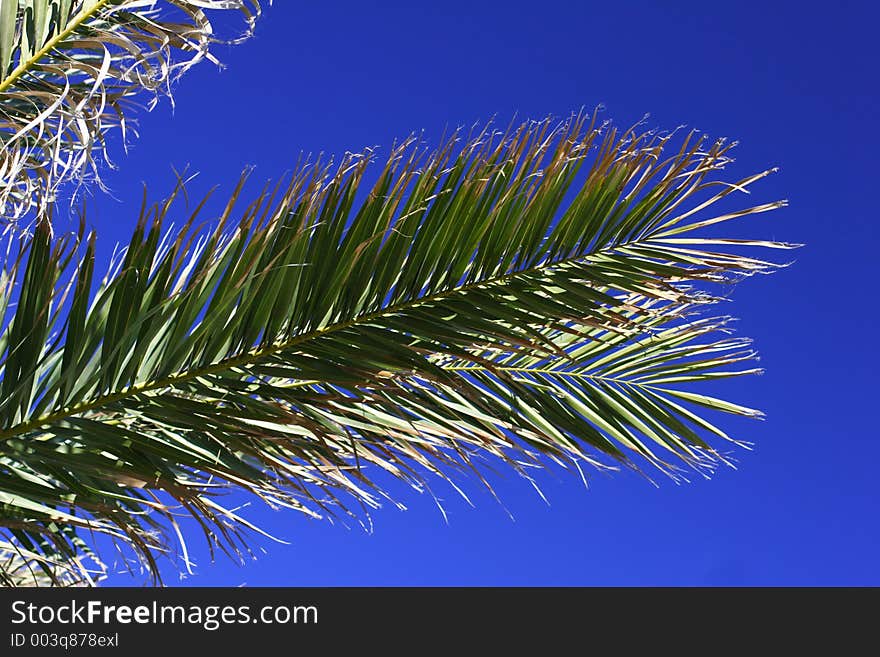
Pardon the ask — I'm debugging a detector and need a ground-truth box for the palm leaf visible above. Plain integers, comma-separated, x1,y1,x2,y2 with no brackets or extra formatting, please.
0,0,263,224
0,114,795,585
0,538,105,586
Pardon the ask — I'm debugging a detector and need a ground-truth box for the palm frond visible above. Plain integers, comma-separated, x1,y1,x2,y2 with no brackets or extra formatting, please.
0,114,795,584
0,538,105,586
0,0,263,223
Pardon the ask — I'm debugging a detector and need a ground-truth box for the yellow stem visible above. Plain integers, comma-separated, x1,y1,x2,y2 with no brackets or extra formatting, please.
0,0,114,94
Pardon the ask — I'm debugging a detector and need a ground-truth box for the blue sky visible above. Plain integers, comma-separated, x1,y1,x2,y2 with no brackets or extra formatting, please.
92,1,878,585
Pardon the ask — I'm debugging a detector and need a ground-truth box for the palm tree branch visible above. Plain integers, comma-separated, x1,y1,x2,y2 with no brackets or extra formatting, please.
0,0,263,222
0,236,741,443
0,114,795,582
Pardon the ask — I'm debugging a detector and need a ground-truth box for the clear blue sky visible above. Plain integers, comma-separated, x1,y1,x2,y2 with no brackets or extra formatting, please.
92,1,877,585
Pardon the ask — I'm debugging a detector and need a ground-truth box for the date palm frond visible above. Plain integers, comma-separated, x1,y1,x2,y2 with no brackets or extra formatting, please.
0,0,262,224
0,114,795,584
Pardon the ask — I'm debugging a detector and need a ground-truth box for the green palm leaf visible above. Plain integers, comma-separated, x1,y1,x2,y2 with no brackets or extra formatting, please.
0,114,795,585
0,0,262,223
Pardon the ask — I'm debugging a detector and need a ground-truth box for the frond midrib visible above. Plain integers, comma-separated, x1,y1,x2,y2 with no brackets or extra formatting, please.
0,0,114,94
0,240,658,443
442,364,652,388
